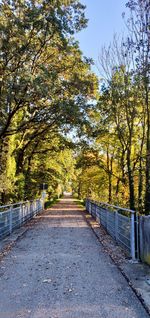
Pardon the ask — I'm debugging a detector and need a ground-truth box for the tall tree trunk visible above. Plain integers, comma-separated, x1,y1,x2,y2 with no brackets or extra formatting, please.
108,173,112,203
116,179,120,197
106,148,112,203
0,137,9,204
16,149,25,175
144,85,150,214
138,160,143,213
127,148,135,210
138,115,145,214
24,156,32,200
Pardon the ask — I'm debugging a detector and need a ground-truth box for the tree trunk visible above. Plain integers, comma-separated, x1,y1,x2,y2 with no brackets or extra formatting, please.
127,148,135,210
0,137,9,204
138,161,143,213
106,148,112,203
144,86,150,214
24,166,31,200
16,149,24,175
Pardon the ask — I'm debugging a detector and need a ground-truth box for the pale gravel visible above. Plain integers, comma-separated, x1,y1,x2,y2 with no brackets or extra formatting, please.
0,198,149,318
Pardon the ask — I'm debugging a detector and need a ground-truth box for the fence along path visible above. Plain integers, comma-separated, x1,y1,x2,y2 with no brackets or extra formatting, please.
0,199,44,239
86,199,139,260
0,197,149,318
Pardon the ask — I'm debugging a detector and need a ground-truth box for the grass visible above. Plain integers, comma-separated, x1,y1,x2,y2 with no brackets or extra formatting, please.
44,197,59,209
73,198,85,207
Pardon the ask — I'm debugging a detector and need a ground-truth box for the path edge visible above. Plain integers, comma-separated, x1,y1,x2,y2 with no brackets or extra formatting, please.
82,207,150,317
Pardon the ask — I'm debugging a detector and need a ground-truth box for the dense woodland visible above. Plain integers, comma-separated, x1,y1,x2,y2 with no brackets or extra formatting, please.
0,0,150,214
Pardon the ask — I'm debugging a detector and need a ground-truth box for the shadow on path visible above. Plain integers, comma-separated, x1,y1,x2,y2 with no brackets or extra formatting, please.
0,197,149,318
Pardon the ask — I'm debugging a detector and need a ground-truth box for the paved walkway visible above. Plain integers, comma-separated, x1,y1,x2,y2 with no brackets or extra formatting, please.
0,198,149,318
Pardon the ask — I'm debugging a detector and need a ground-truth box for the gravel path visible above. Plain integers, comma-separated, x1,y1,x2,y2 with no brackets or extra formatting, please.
0,197,149,318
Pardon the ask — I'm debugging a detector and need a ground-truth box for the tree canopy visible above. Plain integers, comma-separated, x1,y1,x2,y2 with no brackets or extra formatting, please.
0,0,98,203
0,0,150,215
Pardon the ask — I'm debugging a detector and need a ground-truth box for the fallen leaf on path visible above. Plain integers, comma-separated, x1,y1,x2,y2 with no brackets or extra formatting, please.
43,279,52,283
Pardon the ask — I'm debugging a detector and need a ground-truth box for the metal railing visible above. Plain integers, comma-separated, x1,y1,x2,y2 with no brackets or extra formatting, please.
85,199,139,260
0,199,44,240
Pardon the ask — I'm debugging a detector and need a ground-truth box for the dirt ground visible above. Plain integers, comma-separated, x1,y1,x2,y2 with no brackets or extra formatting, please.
0,197,149,318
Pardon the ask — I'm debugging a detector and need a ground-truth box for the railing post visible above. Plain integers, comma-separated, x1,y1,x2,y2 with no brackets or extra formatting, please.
40,199,42,212
35,199,39,215
136,213,139,260
33,200,36,216
106,210,109,231
87,199,90,213
23,203,25,223
33,200,35,214
9,206,13,234
115,211,119,241
99,205,102,223
31,201,34,217
24,202,27,220
87,199,89,213
89,201,91,215
36,200,38,213
95,204,99,222
91,202,93,216
37,199,40,213
94,202,97,220
29,201,31,218
42,198,44,210
131,212,136,261
93,203,96,218
29,201,32,218
85,199,87,211
19,204,22,226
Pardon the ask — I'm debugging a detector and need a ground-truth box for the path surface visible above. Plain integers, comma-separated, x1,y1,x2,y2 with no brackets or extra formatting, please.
0,197,149,318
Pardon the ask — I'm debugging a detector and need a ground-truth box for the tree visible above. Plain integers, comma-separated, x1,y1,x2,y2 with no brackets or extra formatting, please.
0,0,98,203
125,0,150,213
95,33,148,211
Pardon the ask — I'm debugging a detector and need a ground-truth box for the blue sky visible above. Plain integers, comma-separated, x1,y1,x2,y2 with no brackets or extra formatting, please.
75,0,128,75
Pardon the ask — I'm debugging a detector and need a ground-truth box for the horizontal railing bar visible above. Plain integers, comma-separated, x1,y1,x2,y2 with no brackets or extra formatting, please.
0,200,39,210
89,199,135,214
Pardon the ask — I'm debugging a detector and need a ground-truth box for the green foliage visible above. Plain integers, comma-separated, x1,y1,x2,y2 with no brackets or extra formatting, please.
1,0,149,216
0,0,98,203
44,198,59,210
81,36,149,212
